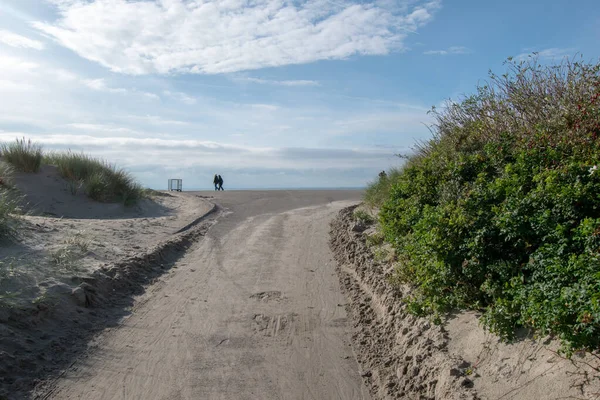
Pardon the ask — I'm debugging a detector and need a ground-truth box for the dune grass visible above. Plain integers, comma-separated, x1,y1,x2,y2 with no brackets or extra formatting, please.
0,161,14,188
0,138,43,173
0,163,21,238
45,151,143,206
0,138,144,206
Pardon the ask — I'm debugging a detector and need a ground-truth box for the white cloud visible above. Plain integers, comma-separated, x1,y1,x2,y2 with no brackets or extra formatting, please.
0,132,393,171
0,30,44,50
240,77,321,87
141,92,160,100
0,50,429,187
83,78,159,99
249,104,279,112
66,123,144,136
83,78,127,94
326,110,431,135
34,0,441,75
423,46,471,55
0,54,39,72
163,90,197,105
514,48,574,62
52,69,79,81
124,115,189,126
0,80,36,91
333,94,430,111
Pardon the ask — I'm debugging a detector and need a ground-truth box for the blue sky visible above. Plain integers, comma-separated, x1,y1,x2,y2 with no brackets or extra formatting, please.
0,0,598,189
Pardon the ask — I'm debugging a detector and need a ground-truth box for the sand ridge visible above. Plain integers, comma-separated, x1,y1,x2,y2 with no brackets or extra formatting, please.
329,204,600,400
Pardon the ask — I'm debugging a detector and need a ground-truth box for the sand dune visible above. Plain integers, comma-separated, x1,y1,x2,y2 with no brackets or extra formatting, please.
3,188,599,400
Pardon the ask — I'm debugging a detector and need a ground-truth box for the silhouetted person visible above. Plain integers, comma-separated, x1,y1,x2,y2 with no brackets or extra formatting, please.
379,170,387,179
213,174,219,191
217,175,224,191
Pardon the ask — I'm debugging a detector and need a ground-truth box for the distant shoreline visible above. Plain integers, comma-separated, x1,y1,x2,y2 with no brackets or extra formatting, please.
163,187,366,191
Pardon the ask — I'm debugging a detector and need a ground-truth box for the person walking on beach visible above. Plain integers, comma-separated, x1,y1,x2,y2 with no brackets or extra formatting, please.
217,175,224,191
213,174,219,191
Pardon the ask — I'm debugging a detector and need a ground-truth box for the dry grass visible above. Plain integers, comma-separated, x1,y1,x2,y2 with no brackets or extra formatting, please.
45,151,143,206
0,138,42,173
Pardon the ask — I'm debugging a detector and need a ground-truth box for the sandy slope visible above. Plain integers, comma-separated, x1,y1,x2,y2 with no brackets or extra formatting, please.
330,205,600,400
35,190,369,400
1,189,216,399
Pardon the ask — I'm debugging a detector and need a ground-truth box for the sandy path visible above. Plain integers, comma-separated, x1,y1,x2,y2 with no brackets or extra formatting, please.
40,191,369,400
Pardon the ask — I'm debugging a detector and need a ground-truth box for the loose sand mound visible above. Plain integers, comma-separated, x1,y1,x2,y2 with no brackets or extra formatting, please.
1,216,216,399
0,167,217,399
330,205,600,400
13,165,166,219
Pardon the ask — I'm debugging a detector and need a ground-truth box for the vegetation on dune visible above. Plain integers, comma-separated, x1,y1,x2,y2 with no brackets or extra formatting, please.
364,167,403,208
0,163,21,238
45,151,143,206
0,138,43,173
353,209,375,224
369,56,600,354
0,138,144,206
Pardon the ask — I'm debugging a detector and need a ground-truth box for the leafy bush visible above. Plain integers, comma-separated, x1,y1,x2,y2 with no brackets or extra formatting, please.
364,167,403,207
365,231,385,247
45,151,143,206
0,138,43,173
379,56,600,353
353,209,375,224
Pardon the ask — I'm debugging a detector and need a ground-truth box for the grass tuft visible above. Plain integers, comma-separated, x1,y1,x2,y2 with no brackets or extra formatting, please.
45,151,143,206
0,163,21,238
353,209,375,224
0,138,43,173
50,232,89,272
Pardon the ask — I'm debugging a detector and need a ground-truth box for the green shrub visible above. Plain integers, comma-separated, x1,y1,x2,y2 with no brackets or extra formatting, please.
353,209,375,224
0,138,42,173
365,231,385,247
364,167,403,207
45,151,143,206
379,56,600,353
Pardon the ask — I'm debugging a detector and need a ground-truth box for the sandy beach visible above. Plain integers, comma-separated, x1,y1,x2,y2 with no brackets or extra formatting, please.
21,190,367,400
2,188,599,400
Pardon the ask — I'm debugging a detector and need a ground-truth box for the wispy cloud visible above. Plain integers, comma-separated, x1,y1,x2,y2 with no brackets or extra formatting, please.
66,123,144,136
239,77,321,87
249,104,279,112
0,132,394,171
83,78,159,99
125,115,189,126
163,90,196,105
0,50,427,187
332,94,430,111
0,80,36,91
514,47,575,62
423,46,471,55
83,78,127,94
0,30,44,50
0,54,39,71
34,0,441,75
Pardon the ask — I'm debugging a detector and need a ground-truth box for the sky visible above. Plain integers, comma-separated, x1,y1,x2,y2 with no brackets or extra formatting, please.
0,0,599,189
